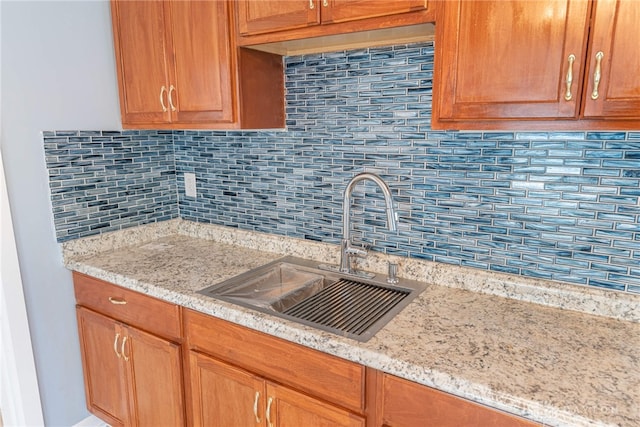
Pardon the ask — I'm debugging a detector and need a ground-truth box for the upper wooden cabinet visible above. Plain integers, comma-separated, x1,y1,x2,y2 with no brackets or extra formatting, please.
236,0,434,55
323,0,428,25
582,0,640,119
110,0,284,129
433,0,640,130
237,0,428,36
237,0,321,35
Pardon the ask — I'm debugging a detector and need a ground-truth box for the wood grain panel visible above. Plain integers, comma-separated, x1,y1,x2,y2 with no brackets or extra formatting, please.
237,0,321,35
76,308,128,427
236,1,434,46
374,372,540,427
268,382,365,427
184,309,365,413
237,47,285,129
126,325,186,426
189,352,265,427
73,272,181,341
110,0,170,125
169,0,235,124
435,0,591,121
582,0,640,118
322,0,427,24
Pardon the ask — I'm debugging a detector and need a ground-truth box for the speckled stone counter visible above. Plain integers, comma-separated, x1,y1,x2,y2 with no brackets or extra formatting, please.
63,220,640,427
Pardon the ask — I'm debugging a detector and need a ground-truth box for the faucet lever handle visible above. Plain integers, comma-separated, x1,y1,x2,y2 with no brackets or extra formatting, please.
345,244,368,257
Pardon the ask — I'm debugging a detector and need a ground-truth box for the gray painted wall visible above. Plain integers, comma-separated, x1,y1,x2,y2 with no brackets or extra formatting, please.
1,1,120,424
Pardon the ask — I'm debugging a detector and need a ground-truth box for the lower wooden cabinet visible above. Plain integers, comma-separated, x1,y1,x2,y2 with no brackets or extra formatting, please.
76,308,129,426
74,273,185,426
268,381,365,427
184,308,366,426
77,308,185,426
369,371,539,427
189,351,365,426
73,274,541,427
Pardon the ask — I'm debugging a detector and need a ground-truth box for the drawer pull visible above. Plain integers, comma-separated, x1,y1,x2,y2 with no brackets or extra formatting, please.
309,0,314,9
160,86,168,112
266,397,273,427
253,391,261,423
591,51,604,100
323,0,328,6
564,54,575,101
113,333,121,358
121,336,129,362
168,85,177,112
108,297,127,305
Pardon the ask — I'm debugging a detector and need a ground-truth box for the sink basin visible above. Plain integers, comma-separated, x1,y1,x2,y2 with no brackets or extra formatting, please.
198,256,426,342
207,262,327,312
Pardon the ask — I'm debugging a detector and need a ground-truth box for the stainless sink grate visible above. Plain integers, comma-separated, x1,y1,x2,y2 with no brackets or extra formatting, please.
283,278,409,337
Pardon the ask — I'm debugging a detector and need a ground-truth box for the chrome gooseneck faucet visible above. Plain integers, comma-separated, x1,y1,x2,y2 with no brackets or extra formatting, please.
339,172,397,275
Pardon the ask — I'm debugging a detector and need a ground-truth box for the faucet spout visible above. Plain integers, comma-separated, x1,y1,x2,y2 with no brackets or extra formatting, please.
340,172,397,274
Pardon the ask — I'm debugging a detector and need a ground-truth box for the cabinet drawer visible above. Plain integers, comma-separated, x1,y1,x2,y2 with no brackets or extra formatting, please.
184,309,365,414
73,272,181,341
378,373,540,426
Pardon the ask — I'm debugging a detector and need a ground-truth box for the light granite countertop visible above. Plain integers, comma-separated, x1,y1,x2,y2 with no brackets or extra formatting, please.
63,219,640,427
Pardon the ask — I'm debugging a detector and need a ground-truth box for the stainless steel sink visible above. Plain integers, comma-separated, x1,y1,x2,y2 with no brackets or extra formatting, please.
198,256,426,342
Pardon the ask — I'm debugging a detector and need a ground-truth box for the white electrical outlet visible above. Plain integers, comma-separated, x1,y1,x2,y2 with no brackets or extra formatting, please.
184,172,197,198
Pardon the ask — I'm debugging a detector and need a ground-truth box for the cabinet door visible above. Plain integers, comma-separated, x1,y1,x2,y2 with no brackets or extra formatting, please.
375,373,539,427
582,0,640,118
111,0,172,125
435,0,591,121
189,352,265,427
76,308,128,427
266,382,365,427
237,0,321,36
168,0,236,124
321,0,427,24
125,325,185,426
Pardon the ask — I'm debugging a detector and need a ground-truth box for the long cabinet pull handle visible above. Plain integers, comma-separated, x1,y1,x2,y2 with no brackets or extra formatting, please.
108,297,127,305
121,336,129,362
168,85,177,112
113,333,121,358
591,51,604,100
160,86,168,112
253,391,261,423
564,54,576,101
309,0,314,9
266,397,273,427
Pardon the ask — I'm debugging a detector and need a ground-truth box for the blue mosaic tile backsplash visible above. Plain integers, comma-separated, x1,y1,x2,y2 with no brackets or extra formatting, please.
44,42,640,294
44,130,178,240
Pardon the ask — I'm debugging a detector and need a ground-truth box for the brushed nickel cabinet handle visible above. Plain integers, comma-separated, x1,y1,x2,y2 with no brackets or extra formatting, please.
113,333,121,358
266,397,273,427
253,391,261,423
591,51,604,100
323,0,328,6
108,297,127,305
168,85,177,112
564,54,576,101
309,0,314,9
121,336,129,362
160,86,168,112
